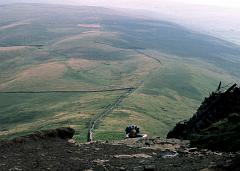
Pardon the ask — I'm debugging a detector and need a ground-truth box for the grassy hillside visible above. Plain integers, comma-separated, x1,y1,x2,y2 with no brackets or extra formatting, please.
0,4,239,141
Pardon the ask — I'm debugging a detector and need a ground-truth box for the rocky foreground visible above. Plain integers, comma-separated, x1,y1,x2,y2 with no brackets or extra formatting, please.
1,84,240,171
0,127,239,171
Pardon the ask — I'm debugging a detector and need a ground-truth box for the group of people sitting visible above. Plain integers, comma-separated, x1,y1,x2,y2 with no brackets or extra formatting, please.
125,125,140,138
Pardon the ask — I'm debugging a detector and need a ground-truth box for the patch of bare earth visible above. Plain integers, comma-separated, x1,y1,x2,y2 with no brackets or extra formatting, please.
0,20,31,30
16,62,66,81
52,31,102,46
0,46,29,52
0,62,66,90
77,24,101,29
67,58,99,70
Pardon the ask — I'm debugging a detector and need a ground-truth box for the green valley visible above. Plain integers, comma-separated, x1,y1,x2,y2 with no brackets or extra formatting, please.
0,3,239,142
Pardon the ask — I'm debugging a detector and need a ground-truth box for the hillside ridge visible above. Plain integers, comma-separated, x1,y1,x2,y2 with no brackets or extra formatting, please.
167,83,240,151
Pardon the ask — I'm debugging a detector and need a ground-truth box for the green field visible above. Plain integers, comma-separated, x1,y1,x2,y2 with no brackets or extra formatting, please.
0,4,239,142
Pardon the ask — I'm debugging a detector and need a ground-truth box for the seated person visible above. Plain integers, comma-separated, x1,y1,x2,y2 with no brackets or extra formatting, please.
125,125,140,138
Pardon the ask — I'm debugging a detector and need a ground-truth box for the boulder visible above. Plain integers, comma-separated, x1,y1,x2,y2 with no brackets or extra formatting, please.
0,127,75,146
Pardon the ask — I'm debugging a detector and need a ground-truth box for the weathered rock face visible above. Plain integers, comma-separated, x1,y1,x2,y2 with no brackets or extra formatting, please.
55,127,75,139
167,83,240,152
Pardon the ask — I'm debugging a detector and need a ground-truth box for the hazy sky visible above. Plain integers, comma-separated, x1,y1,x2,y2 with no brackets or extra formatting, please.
1,0,239,44
2,0,240,9
66,0,240,9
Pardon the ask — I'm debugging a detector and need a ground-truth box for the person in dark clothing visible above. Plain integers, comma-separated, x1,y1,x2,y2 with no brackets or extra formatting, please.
125,125,140,138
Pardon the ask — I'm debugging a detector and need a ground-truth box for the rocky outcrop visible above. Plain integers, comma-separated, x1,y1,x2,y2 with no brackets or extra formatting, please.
167,83,240,152
0,127,75,146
